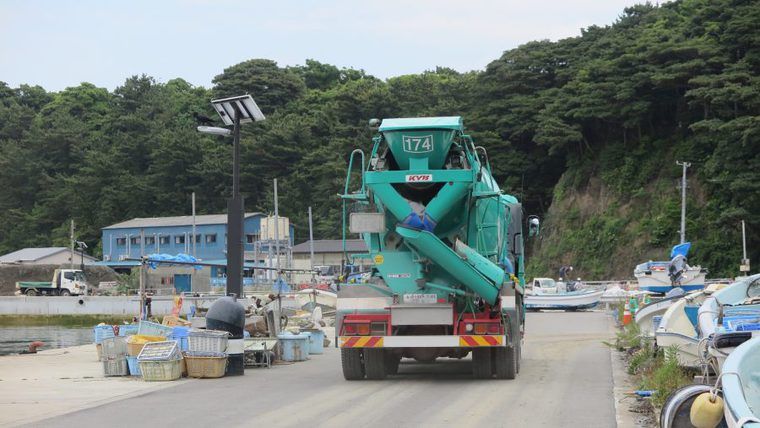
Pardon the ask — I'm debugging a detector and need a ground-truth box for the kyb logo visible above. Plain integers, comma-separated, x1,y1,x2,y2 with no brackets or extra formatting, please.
405,174,433,183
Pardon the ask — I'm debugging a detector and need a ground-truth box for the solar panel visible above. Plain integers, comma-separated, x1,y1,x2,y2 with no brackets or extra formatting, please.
210,95,265,125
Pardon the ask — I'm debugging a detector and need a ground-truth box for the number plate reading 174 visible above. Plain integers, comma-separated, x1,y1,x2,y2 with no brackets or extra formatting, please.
403,293,438,304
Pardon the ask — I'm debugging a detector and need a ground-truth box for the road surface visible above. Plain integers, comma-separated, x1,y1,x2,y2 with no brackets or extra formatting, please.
32,311,617,428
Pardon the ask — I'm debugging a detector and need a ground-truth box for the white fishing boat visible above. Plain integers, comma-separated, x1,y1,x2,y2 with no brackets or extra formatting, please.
654,291,713,368
634,242,707,294
721,336,760,428
701,274,760,373
635,288,687,337
525,278,603,311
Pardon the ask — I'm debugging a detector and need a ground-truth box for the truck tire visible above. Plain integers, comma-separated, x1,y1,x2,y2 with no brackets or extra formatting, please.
493,344,517,379
385,352,400,375
341,348,364,380
25,289,37,296
60,289,71,296
364,348,387,380
472,348,492,379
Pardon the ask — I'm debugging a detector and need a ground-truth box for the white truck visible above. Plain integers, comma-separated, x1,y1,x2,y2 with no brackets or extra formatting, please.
15,269,89,296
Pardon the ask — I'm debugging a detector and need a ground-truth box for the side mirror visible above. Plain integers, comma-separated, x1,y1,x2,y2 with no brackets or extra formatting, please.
527,215,540,237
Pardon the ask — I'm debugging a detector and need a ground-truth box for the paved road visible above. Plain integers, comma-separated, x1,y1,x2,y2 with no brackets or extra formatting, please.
35,311,617,428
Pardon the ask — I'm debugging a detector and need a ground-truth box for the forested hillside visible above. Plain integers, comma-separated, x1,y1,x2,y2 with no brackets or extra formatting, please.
0,0,757,278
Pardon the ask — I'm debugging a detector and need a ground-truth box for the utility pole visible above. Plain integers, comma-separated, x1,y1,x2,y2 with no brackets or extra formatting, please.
70,220,75,269
308,206,315,271
676,160,691,244
274,178,280,272
192,192,197,258
740,220,750,276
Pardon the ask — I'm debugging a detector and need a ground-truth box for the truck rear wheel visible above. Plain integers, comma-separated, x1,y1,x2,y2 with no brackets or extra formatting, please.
472,348,492,379
60,289,71,296
25,289,37,296
364,348,387,380
385,352,401,375
341,348,364,380
493,344,517,379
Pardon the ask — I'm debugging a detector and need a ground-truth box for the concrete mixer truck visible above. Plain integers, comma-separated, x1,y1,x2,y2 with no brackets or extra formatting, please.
337,116,536,380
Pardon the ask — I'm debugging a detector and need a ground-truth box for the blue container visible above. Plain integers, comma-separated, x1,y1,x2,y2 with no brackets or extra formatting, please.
126,356,141,376
277,332,309,362
304,329,325,355
94,325,115,344
169,326,190,351
118,324,139,337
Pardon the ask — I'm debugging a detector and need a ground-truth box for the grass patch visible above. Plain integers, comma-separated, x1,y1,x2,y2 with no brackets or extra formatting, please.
0,314,135,327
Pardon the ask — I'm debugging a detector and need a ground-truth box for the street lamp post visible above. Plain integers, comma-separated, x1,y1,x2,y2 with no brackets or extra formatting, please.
198,95,265,298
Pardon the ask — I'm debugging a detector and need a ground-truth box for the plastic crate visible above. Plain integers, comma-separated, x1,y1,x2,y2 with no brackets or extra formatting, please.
126,335,166,356
126,356,141,376
93,325,116,344
736,322,760,332
118,324,139,337
188,329,229,353
184,352,227,378
103,357,129,376
139,359,182,381
101,336,127,358
137,340,181,361
138,320,174,337
170,326,190,351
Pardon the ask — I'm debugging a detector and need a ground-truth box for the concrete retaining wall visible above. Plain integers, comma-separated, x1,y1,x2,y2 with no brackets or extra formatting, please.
0,296,256,316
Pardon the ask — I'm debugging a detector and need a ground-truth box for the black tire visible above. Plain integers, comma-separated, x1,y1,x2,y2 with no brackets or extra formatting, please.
493,344,517,379
60,289,71,296
385,352,400,375
472,348,492,379
340,348,364,380
25,289,37,296
364,348,387,380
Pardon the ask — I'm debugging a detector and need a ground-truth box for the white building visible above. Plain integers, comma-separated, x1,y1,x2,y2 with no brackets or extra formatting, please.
0,247,98,266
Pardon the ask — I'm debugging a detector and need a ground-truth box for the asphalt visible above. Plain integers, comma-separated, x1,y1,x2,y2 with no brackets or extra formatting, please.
30,311,617,428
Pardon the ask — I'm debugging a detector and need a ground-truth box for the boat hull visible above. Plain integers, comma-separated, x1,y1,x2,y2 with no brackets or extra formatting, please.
525,289,604,311
655,331,702,368
635,264,706,294
722,337,760,428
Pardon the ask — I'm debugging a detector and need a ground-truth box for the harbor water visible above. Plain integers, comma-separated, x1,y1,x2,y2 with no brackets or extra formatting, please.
0,326,92,355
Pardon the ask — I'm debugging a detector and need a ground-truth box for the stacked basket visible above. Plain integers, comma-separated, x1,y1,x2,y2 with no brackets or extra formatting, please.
101,336,128,376
137,341,183,381
185,329,229,378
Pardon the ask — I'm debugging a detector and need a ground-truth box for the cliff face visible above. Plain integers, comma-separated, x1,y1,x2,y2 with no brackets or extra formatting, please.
526,145,722,281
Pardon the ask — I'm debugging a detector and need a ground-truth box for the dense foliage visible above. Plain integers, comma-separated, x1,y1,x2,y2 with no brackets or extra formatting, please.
0,0,757,278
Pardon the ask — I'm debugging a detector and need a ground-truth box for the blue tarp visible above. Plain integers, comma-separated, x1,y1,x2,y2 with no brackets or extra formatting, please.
670,242,691,259
145,253,203,270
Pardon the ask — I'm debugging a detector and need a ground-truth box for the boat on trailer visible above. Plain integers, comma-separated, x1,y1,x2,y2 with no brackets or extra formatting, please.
634,242,707,294
525,278,603,311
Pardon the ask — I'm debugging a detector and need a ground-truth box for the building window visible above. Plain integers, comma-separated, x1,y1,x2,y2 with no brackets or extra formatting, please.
116,237,126,246
246,233,260,244
159,235,169,245
145,236,155,245
195,234,202,244
175,235,185,245
205,234,217,244
130,236,141,245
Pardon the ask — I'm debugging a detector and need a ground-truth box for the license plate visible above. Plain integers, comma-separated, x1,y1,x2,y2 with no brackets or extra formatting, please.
403,293,437,304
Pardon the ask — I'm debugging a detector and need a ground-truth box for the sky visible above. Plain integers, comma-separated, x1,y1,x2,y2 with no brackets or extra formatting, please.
0,0,645,92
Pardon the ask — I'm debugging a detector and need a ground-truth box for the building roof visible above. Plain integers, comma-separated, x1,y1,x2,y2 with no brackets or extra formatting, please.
379,116,463,132
103,212,264,230
292,239,367,254
0,247,97,264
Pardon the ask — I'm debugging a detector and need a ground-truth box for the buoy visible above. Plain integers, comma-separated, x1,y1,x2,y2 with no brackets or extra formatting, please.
629,296,639,314
622,301,632,325
643,293,651,305
690,392,724,428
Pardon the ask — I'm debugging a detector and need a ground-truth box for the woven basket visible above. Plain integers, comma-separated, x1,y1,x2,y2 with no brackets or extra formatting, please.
139,359,182,381
184,353,227,378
